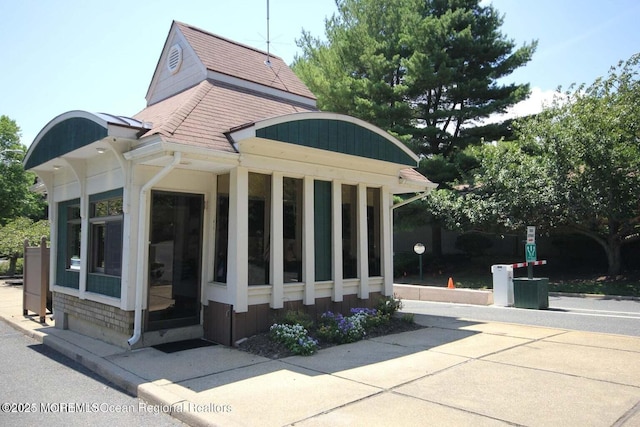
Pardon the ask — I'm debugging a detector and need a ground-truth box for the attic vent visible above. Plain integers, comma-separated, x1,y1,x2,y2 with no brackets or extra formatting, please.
167,44,183,74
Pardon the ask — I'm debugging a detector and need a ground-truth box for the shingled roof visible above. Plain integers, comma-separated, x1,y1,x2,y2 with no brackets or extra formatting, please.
134,79,316,152
176,22,315,101
135,20,318,151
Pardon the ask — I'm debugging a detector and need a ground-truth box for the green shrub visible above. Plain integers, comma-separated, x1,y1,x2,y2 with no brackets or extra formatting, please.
277,310,314,330
400,313,414,323
376,295,402,317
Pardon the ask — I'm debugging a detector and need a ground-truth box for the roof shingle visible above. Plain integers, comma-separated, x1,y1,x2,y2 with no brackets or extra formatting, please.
176,22,316,101
134,79,317,152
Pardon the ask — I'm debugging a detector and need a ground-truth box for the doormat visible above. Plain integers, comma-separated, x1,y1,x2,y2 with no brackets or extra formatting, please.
152,339,217,353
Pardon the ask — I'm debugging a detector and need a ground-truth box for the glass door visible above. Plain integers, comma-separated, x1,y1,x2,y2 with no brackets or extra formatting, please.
147,191,204,331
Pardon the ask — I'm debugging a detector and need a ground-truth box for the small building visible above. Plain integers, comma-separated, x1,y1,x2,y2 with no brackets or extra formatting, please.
24,21,436,348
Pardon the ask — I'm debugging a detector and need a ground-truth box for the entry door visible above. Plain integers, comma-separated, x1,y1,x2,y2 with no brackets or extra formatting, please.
147,191,204,331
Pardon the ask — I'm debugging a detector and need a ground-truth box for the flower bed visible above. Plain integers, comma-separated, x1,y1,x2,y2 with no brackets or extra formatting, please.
239,296,422,358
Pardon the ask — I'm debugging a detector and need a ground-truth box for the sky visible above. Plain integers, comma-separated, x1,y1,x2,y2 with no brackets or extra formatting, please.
1,0,639,147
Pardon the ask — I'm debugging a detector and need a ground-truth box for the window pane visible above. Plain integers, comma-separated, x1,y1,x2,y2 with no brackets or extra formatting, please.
92,223,106,272
342,185,358,279
105,221,123,275
93,201,108,217
283,177,302,282
67,221,81,269
214,174,230,283
367,187,381,277
108,198,123,216
248,173,271,285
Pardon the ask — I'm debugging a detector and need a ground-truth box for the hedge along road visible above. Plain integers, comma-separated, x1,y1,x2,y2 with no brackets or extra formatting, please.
401,294,640,337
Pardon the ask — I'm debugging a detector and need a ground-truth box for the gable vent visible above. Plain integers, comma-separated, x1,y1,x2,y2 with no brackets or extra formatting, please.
167,44,183,74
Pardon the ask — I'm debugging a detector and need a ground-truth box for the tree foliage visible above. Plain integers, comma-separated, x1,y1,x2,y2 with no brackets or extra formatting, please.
293,0,537,161
428,53,640,275
0,217,49,276
0,115,47,224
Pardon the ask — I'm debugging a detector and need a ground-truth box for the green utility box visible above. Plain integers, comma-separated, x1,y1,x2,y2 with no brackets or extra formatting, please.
513,277,549,309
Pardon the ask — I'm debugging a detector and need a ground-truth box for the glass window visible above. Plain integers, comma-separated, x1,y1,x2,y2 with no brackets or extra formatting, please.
214,174,230,283
283,177,302,282
341,185,358,279
89,196,123,276
248,172,271,285
367,187,381,277
67,205,81,270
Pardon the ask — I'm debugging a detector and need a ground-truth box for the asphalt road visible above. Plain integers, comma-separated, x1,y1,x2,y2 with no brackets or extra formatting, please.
0,321,184,427
401,294,640,337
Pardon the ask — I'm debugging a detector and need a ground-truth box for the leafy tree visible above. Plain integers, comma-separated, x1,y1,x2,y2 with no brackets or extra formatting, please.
293,0,537,163
430,54,640,275
0,217,49,276
0,115,47,224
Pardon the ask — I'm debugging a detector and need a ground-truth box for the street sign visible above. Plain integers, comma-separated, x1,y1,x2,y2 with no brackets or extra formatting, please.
527,226,536,243
525,243,537,262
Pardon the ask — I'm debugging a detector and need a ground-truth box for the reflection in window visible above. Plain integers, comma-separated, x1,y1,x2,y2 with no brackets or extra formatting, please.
248,173,271,285
283,177,302,282
367,187,381,277
341,185,358,279
214,174,229,283
67,205,81,270
89,196,123,276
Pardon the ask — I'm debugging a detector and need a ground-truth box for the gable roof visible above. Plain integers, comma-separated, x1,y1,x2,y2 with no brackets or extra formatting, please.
134,79,316,152
176,22,315,101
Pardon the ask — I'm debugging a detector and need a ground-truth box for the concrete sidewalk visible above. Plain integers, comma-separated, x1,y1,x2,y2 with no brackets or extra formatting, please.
2,281,640,426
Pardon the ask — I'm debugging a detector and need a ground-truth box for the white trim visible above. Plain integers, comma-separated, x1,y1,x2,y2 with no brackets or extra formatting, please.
302,176,315,305
207,70,317,108
357,184,369,299
271,173,284,309
331,181,343,302
381,188,393,296
229,167,249,312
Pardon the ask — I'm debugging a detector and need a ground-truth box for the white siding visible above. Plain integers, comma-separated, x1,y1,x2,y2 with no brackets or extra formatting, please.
146,29,207,106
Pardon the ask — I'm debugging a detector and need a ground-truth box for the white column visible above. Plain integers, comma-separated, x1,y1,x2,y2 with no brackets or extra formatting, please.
381,188,393,296
302,176,315,305
357,183,369,299
271,173,284,309
65,159,87,298
229,167,248,313
331,181,343,302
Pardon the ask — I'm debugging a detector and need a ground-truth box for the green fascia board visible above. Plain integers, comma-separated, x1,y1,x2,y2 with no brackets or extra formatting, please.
256,119,416,166
25,117,108,169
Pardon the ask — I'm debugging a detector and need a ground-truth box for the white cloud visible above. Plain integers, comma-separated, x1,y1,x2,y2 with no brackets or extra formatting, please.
478,87,559,125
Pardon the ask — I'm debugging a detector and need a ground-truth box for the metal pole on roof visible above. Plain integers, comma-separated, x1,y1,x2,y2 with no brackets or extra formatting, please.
265,0,271,66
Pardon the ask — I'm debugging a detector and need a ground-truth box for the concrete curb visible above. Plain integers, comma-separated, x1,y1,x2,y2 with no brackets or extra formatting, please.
549,292,640,301
393,284,493,305
0,313,215,427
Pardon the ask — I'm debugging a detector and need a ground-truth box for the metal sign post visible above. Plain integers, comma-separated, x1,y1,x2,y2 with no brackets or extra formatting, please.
526,226,536,279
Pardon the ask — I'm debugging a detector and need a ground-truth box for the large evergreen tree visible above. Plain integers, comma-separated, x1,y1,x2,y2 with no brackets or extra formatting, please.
293,0,537,161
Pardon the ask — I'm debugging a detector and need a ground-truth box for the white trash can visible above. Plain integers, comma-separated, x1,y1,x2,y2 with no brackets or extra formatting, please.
491,264,514,306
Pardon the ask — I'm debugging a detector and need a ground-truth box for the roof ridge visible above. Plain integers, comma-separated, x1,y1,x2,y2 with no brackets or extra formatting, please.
161,80,214,136
175,21,282,61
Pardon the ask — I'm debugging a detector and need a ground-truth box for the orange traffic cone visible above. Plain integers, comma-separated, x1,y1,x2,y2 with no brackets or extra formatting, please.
447,277,455,289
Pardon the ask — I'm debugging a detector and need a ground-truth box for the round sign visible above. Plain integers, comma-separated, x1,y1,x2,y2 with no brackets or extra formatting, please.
413,243,425,255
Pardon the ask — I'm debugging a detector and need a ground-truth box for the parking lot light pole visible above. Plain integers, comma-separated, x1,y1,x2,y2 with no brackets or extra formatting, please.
413,243,426,282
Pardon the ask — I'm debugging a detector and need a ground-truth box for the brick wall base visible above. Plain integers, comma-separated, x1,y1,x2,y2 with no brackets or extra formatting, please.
53,292,134,348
